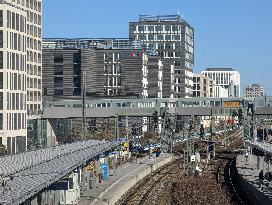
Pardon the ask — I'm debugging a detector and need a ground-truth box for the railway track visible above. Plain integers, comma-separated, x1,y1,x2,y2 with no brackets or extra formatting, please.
118,132,246,205
224,155,245,205
117,158,181,205
213,149,246,205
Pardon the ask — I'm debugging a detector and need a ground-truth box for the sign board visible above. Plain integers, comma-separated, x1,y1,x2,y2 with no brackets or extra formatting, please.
87,163,94,172
208,142,215,152
73,168,80,173
223,101,240,108
190,155,196,162
126,52,142,58
102,163,108,181
100,158,105,164
124,142,129,148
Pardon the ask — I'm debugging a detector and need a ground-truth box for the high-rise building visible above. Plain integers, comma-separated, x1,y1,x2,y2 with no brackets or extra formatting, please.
129,14,194,98
193,74,215,98
42,38,164,100
0,0,42,154
201,68,240,97
244,84,265,101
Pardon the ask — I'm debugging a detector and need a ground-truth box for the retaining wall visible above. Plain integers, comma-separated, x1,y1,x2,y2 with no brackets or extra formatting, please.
91,154,173,205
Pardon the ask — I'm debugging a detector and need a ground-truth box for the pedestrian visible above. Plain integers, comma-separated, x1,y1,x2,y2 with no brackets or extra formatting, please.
98,169,103,184
259,170,264,188
245,151,249,162
195,164,202,176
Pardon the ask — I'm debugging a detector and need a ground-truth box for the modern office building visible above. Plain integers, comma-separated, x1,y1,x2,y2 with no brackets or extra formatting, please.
129,14,194,98
0,0,42,154
201,68,240,97
214,86,228,98
244,84,265,101
42,38,165,100
193,74,215,98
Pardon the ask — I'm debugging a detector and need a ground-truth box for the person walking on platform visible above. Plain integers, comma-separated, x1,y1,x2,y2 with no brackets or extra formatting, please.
259,170,264,188
245,151,249,162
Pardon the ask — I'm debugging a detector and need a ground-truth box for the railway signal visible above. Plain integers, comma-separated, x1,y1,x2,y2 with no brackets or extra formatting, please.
152,110,159,129
160,105,176,153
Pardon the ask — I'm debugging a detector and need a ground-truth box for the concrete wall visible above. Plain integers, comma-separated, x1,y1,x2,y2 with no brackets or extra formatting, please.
91,155,173,205
235,155,272,205
235,171,272,205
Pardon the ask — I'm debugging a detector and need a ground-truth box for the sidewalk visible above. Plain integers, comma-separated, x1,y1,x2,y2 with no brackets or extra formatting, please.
236,154,272,201
78,153,172,205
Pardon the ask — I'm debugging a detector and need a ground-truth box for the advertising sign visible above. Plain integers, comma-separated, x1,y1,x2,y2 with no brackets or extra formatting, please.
87,164,94,172
124,142,129,148
223,101,240,107
100,158,105,164
102,163,108,181
190,155,196,162
48,180,69,191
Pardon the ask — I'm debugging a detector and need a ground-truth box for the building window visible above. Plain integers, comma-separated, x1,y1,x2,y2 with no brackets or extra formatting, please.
165,25,171,31
0,30,3,48
0,11,2,27
158,34,163,41
0,51,2,69
117,65,121,74
73,88,81,95
54,89,63,96
104,65,108,74
148,25,154,32
165,35,171,41
54,64,63,75
139,34,146,41
172,25,178,32
0,72,2,89
0,92,2,110
73,52,81,74
155,25,162,32
138,26,144,32
0,113,2,130
54,53,63,75
54,77,63,88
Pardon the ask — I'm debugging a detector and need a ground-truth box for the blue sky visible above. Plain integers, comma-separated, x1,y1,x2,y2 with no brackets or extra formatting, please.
43,0,272,95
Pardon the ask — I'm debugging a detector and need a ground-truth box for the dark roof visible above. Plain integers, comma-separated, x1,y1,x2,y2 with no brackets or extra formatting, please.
206,68,236,71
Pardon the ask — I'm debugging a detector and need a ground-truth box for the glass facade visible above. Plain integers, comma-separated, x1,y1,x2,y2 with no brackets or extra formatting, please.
27,119,48,150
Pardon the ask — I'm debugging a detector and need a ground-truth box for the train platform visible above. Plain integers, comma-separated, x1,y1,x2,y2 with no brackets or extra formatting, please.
78,153,173,205
236,154,272,203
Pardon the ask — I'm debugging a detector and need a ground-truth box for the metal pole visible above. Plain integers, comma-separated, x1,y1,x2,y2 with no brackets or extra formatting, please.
263,126,265,142
224,108,227,148
126,115,129,153
184,149,186,171
115,115,119,140
192,116,194,155
210,108,213,139
64,190,67,205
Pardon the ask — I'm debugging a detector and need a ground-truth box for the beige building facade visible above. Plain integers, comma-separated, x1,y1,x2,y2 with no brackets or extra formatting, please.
193,74,214,98
0,0,42,154
244,84,265,101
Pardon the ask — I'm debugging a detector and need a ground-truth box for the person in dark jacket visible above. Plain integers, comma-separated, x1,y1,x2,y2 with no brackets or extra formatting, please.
259,170,264,188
